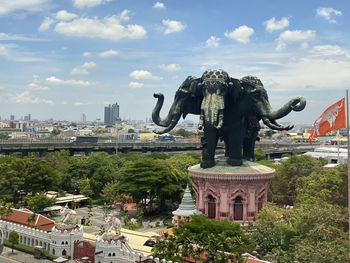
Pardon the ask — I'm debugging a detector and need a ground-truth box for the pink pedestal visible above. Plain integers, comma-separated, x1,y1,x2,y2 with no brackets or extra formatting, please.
189,159,275,221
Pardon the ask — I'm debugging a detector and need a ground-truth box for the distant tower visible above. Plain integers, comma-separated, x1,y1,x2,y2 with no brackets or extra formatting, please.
104,102,120,125
28,114,31,121
82,113,86,123
10,115,15,121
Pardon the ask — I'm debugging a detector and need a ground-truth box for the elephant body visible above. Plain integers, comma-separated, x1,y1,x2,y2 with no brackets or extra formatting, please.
152,70,306,168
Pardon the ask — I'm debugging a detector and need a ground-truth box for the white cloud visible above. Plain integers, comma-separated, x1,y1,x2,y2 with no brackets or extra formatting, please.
26,75,49,91
83,52,92,57
73,0,105,8
0,0,49,15
54,14,147,41
310,45,345,56
153,2,165,9
162,19,186,35
316,7,342,23
61,101,67,105
74,101,85,106
82,61,96,68
27,82,49,91
118,10,130,21
55,10,78,21
264,17,289,32
276,30,316,51
129,81,144,88
224,25,254,44
7,91,53,104
159,64,181,72
206,36,220,48
71,68,88,75
45,76,92,86
130,70,162,80
98,49,119,57
38,17,54,32
0,32,44,41
0,44,44,62
71,61,96,75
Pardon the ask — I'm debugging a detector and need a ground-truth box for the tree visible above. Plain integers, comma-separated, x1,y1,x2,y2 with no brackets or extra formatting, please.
9,231,19,253
119,157,183,213
128,128,135,133
51,129,61,136
251,201,349,262
167,152,201,178
24,193,56,213
295,167,346,206
44,150,73,191
269,155,324,205
101,182,119,206
152,214,255,262
22,158,60,195
0,156,26,204
254,148,266,161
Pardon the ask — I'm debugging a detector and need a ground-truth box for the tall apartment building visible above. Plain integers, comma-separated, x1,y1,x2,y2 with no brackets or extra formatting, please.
104,102,120,125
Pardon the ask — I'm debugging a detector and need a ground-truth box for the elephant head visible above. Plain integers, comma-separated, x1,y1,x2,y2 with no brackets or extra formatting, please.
240,76,306,131
152,76,202,134
198,69,238,130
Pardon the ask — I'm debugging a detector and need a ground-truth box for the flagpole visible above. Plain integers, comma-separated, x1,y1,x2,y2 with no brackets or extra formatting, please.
346,89,350,258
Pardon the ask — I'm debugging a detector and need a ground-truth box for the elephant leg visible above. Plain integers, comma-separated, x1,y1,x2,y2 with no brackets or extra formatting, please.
201,126,219,168
226,121,244,166
243,124,260,161
243,131,258,161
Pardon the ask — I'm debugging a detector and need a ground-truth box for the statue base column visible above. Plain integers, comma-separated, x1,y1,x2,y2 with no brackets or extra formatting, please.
189,159,275,222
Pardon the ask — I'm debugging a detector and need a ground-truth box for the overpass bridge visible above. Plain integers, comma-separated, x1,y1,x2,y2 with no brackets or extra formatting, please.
0,139,318,158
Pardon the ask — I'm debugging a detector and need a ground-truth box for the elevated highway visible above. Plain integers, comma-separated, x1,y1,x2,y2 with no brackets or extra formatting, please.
0,139,318,158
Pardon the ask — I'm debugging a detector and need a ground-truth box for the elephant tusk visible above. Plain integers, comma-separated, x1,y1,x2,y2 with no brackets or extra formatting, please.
262,117,294,131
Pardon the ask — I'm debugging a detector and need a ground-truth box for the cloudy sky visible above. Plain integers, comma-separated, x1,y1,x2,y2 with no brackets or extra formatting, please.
0,0,349,124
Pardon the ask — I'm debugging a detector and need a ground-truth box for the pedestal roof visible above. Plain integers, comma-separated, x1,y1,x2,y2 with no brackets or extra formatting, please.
189,159,275,181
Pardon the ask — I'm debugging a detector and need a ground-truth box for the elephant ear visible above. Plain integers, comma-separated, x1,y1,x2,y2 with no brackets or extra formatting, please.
181,77,203,119
227,77,242,106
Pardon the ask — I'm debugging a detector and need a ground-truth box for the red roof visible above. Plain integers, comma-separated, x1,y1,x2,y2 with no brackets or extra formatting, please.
1,208,55,232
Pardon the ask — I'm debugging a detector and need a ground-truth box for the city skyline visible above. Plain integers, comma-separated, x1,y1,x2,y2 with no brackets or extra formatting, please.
0,0,350,124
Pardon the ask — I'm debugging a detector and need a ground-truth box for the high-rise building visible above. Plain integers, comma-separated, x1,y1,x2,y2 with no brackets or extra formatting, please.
24,114,31,121
104,102,120,125
10,115,15,121
82,113,86,123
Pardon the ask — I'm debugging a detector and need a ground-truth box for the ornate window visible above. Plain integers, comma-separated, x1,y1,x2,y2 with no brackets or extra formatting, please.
207,195,216,219
233,196,243,220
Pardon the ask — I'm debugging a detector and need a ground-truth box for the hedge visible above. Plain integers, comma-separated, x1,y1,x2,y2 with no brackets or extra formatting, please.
4,239,56,260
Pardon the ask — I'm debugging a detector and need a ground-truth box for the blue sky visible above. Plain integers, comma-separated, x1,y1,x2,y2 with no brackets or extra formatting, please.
0,0,349,124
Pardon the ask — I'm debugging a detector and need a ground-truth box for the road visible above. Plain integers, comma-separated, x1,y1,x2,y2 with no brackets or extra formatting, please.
0,255,19,263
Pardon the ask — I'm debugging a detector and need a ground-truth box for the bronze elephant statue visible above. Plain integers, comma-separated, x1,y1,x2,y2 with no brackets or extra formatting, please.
152,70,306,168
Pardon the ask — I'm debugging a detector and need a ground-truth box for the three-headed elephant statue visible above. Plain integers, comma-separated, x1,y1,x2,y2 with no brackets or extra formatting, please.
152,70,306,168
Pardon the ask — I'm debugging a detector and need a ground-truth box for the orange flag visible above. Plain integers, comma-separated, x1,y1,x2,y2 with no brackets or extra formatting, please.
309,98,346,144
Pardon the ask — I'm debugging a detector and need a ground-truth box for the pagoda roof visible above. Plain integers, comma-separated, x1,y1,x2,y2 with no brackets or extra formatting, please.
172,185,202,217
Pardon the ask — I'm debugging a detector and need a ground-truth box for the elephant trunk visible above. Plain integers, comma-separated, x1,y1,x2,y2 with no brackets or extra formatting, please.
154,114,182,134
260,96,306,131
152,93,180,127
264,96,306,120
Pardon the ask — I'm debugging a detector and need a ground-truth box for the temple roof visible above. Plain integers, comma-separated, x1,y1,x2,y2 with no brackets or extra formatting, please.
172,185,202,217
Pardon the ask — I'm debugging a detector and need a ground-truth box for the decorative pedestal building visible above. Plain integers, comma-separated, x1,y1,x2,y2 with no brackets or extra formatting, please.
189,159,275,221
